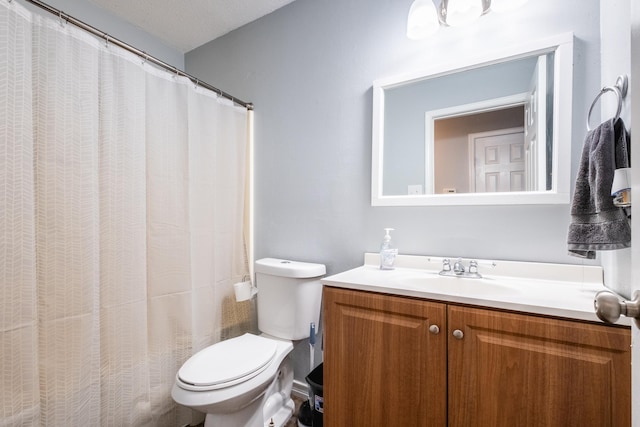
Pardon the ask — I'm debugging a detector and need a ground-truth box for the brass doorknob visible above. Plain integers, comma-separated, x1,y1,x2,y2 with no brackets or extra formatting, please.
594,290,640,327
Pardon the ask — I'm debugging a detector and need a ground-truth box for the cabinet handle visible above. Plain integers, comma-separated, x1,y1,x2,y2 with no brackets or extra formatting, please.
594,290,640,327
429,325,440,335
452,329,464,340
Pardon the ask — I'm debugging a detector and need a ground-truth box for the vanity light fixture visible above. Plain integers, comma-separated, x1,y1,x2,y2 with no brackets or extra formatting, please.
406,0,528,39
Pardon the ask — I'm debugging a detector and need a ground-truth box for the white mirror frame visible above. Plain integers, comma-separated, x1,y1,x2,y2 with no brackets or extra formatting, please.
371,33,574,206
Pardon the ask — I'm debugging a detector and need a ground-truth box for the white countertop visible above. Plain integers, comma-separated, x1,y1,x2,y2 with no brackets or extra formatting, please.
321,254,630,326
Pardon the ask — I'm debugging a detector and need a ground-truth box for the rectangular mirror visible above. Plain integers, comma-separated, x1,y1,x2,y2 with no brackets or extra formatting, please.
371,33,573,206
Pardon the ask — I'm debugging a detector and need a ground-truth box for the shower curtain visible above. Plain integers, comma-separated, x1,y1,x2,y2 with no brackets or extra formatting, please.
1,1,251,426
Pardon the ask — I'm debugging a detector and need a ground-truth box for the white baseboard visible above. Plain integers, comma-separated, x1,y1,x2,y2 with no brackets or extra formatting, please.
291,379,309,400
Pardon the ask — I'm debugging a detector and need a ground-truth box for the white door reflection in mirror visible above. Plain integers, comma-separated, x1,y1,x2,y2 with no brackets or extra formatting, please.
470,128,525,193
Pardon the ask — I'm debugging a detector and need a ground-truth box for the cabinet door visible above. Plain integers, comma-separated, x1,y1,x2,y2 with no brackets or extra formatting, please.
323,287,447,427
448,305,631,427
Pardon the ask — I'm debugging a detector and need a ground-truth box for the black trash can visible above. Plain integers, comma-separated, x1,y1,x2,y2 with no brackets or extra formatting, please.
305,363,323,427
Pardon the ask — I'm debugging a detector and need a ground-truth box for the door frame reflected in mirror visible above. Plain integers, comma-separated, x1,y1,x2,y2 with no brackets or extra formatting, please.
425,92,529,195
371,33,574,206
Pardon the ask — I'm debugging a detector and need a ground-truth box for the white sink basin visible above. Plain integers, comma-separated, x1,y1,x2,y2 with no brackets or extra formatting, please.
394,272,521,296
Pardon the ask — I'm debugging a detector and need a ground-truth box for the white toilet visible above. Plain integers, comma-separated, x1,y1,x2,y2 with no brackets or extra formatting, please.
171,258,325,427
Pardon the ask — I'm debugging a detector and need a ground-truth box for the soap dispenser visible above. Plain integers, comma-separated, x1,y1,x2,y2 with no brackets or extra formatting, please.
379,228,398,270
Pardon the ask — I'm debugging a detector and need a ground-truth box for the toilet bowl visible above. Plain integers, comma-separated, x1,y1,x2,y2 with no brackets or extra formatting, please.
172,334,294,427
172,258,325,427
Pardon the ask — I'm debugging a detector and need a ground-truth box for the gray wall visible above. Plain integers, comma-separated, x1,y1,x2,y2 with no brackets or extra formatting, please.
185,0,604,383
21,0,183,67
186,0,601,276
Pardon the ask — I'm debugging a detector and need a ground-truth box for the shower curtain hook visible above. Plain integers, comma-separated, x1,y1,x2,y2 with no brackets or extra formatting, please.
59,10,64,26
195,78,199,89
104,35,110,48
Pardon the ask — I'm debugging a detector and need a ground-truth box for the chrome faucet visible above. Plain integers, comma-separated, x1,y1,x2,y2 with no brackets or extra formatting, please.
439,258,484,279
453,258,465,275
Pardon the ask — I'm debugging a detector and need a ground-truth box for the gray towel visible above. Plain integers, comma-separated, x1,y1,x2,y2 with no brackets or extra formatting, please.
567,118,630,258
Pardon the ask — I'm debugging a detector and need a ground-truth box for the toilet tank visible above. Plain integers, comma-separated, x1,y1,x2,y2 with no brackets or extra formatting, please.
255,258,326,340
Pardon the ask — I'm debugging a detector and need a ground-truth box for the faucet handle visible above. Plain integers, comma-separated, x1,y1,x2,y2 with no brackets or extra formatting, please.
442,258,451,271
468,260,478,274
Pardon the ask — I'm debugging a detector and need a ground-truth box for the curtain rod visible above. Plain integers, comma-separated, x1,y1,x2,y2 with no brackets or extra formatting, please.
14,0,253,110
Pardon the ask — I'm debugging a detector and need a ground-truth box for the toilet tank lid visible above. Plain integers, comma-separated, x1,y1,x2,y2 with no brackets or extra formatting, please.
255,258,326,278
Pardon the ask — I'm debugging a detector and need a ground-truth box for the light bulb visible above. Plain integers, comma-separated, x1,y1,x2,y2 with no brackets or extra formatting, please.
407,0,440,40
444,0,483,26
490,0,528,13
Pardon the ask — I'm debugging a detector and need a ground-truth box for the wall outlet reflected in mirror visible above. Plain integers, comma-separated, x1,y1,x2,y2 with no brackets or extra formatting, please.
407,184,423,195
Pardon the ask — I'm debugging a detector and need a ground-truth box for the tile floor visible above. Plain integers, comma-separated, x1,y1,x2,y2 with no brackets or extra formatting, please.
284,395,305,427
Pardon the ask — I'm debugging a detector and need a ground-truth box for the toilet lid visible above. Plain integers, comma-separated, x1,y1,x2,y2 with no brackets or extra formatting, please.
177,333,277,390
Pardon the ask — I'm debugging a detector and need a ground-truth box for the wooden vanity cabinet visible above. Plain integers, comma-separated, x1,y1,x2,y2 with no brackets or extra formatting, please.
323,286,447,426
323,286,631,427
447,304,631,427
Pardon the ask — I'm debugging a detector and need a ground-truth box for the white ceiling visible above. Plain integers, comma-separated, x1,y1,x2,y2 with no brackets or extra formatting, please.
88,0,298,53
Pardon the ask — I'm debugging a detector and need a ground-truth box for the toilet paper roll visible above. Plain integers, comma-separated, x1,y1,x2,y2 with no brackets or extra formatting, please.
611,168,632,207
234,281,257,302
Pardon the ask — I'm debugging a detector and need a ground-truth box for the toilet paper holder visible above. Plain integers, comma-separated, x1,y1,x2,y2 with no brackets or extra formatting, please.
234,276,258,302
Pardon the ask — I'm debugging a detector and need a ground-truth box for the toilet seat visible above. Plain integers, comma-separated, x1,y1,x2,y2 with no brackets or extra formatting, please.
177,333,277,392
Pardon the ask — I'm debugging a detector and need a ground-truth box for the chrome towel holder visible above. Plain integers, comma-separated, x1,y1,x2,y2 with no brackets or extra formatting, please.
586,74,628,131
